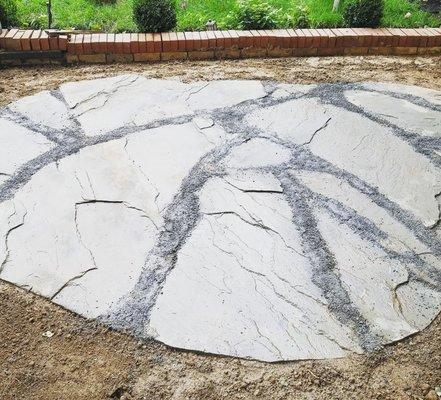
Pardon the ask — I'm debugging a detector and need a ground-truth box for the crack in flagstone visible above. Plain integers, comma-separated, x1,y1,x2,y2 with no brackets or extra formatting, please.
302,117,332,146
0,208,26,273
50,267,98,300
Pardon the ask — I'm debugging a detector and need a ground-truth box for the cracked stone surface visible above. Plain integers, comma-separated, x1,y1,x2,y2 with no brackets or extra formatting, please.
0,76,440,362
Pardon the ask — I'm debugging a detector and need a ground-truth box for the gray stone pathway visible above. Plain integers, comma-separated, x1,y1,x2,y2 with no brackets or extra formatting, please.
0,76,440,362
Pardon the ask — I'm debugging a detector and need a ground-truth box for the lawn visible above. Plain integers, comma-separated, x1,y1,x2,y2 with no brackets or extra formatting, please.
17,0,440,32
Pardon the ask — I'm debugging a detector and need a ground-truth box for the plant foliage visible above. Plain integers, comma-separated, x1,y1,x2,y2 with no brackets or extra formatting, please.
133,0,177,32
343,0,384,27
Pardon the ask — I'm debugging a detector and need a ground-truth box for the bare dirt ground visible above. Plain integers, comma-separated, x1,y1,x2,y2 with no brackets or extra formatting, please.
0,55,440,400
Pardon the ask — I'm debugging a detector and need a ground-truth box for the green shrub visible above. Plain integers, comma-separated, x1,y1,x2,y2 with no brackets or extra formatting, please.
0,0,18,28
343,0,384,27
133,0,177,32
237,0,279,29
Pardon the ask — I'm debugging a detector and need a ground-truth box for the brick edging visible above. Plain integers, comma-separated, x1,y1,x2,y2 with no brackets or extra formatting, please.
1,28,440,64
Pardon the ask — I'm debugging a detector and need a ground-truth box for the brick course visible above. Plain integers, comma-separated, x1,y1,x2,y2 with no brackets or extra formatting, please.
0,28,440,64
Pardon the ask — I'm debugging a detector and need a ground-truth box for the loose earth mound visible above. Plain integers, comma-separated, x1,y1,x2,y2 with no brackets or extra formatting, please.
0,77,440,362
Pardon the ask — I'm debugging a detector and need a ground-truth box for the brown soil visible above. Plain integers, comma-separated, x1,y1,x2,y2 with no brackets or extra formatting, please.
0,55,440,400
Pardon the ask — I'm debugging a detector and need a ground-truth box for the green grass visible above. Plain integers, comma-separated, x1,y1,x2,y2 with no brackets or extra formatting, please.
16,0,440,32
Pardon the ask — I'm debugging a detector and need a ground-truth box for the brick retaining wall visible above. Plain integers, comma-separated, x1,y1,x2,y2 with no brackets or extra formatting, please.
1,27,440,64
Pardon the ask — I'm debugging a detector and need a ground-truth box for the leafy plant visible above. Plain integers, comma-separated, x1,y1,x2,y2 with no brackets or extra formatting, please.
343,0,384,27
0,0,18,28
292,2,310,27
236,0,279,29
23,13,47,29
133,0,177,32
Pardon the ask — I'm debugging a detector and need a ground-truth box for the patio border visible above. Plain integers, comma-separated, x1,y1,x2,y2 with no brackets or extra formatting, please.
0,27,440,65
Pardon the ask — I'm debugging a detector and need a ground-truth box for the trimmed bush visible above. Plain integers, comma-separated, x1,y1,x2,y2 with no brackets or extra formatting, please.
133,0,177,32
237,0,279,29
0,0,18,28
343,0,384,27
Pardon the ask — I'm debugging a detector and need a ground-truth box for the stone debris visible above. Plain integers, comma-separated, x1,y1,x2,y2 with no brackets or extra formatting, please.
0,76,440,362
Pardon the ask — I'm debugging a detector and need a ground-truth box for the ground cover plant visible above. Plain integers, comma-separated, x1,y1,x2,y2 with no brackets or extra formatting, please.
11,0,441,34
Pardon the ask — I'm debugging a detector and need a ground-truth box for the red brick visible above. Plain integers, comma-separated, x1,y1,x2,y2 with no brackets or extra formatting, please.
293,47,318,56
237,30,254,48
425,28,441,47
314,29,328,48
106,33,116,53
360,28,378,47
168,32,179,51
392,46,418,55
268,47,292,57
377,28,396,46
227,30,240,47
241,47,267,58
344,46,368,55
341,28,358,47
260,30,271,47
71,34,84,54
184,31,194,51
45,30,59,50
82,34,92,54
205,31,217,48
0,29,9,49
350,28,370,47
310,29,322,48
59,35,68,51
215,48,241,59
20,30,33,51
107,53,134,63
176,32,186,51
122,33,131,54
4,29,21,50
161,51,188,60
199,31,209,50
144,33,156,52
296,29,310,48
78,54,106,63
302,29,315,48
67,35,75,53
248,30,261,47
321,29,337,48
137,33,146,53
134,52,160,62
90,33,100,53
368,46,392,55
153,33,162,52
188,50,215,60
161,32,172,52
269,29,290,48
130,33,139,53
4,28,18,50
221,31,233,48
214,30,225,48
257,31,269,48
317,47,344,56
418,28,435,47
264,30,277,48
331,28,357,47
399,28,424,47
39,30,50,51
97,33,107,53
115,34,124,53
285,29,298,48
